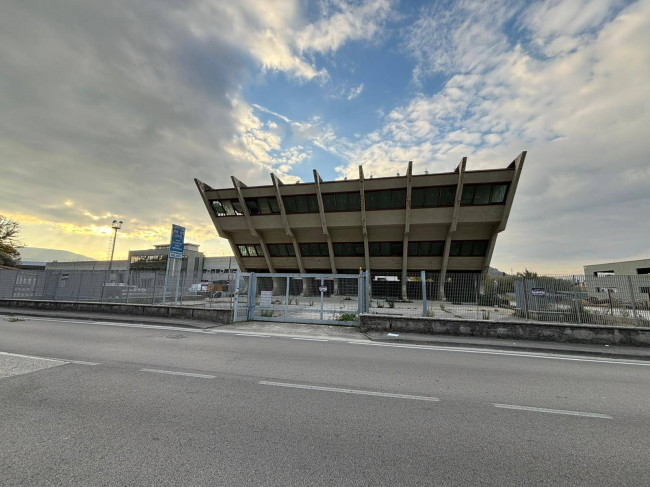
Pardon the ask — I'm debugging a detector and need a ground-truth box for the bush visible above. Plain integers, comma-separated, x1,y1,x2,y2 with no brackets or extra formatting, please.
337,313,358,322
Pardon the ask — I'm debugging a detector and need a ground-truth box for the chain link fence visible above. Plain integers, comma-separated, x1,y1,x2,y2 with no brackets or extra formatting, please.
0,269,236,309
2,268,649,327
367,272,650,327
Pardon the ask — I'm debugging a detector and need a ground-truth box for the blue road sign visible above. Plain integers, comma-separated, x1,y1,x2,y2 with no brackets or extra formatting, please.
169,224,185,259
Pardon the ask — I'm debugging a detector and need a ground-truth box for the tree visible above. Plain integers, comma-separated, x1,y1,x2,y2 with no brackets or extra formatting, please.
0,215,22,267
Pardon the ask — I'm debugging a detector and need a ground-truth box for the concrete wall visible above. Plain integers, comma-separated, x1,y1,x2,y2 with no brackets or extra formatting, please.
360,314,650,347
0,299,233,324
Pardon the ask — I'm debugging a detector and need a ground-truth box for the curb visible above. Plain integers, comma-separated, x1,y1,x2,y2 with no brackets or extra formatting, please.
366,335,650,361
0,310,221,330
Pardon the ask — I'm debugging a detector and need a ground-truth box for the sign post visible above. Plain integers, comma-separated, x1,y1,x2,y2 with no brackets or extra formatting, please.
162,224,185,305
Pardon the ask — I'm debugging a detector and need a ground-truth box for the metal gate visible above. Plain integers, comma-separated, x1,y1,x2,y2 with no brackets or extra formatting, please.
233,272,369,325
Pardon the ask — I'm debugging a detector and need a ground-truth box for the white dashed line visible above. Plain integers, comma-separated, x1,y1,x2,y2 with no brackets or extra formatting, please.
291,337,328,342
140,368,215,379
493,403,612,419
236,333,271,337
0,351,99,365
259,380,439,401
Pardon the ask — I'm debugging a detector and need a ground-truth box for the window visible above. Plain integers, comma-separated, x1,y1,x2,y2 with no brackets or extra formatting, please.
365,190,407,210
335,192,349,211
368,242,402,257
211,199,243,216
268,243,294,257
411,188,424,208
323,193,336,211
245,197,280,215
238,244,263,258
490,183,508,203
246,199,260,215
283,197,297,214
636,267,650,275
439,186,456,206
473,185,491,205
282,194,319,214
461,186,475,205
299,243,329,257
424,187,440,207
449,240,489,257
334,242,365,257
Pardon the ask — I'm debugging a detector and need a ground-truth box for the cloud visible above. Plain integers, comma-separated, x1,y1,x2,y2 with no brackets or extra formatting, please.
330,0,650,271
347,83,365,100
0,0,391,258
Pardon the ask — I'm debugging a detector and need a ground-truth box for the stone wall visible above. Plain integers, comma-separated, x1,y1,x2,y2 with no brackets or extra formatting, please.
360,314,650,347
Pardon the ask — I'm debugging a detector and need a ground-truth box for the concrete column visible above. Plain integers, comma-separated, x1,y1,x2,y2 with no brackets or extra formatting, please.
359,166,371,295
313,170,338,293
194,178,247,272
271,173,310,295
438,157,467,301
232,176,280,294
401,161,413,300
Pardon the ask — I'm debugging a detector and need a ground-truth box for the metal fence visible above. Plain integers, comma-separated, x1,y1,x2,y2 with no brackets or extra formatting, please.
0,269,236,309
233,272,365,325
2,268,649,327
367,272,650,327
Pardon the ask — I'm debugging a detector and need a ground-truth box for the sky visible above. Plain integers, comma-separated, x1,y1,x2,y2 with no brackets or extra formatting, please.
1,0,648,274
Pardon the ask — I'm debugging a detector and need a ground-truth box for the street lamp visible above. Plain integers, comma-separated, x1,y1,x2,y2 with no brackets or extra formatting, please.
107,219,123,275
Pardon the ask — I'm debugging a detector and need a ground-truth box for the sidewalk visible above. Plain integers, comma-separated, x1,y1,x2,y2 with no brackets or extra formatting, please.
2,308,649,361
364,330,650,361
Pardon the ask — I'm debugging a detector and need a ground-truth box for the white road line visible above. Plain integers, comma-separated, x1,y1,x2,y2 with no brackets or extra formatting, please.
140,368,215,379
346,341,650,367
236,333,271,337
259,380,439,401
0,351,99,365
493,403,612,419
291,337,328,342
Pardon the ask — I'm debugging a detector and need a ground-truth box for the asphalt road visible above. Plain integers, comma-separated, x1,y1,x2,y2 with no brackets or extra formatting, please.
1,316,649,486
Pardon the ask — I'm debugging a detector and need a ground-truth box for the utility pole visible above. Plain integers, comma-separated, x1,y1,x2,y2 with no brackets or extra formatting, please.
107,219,123,275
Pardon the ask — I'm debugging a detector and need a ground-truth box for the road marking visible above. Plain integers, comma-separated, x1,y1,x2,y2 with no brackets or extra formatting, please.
346,341,650,367
0,351,99,365
492,403,612,419
291,337,328,342
259,380,439,401
140,368,215,379
236,333,271,337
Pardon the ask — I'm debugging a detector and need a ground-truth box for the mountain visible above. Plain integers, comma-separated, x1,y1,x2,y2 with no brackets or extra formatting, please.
488,266,506,276
18,247,95,262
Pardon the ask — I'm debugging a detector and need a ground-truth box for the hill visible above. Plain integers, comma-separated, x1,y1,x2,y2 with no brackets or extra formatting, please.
18,247,95,262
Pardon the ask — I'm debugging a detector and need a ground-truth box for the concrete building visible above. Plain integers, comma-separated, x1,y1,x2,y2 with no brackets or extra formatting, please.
45,260,129,271
195,152,526,299
129,243,203,277
584,258,650,305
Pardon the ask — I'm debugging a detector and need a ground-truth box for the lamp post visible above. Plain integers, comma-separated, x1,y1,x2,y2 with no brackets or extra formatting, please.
107,219,123,275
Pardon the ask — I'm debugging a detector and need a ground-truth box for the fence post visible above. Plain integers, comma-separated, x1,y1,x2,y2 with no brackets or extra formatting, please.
522,278,529,320
152,271,157,304
627,276,640,326
421,270,427,317
365,271,371,313
247,272,257,321
76,271,84,301
12,270,20,298
233,271,241,321
285,276,290,319
125,271,131,304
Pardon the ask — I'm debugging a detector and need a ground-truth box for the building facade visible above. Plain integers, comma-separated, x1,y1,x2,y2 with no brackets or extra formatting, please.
196,152,526,299
584,258,650,305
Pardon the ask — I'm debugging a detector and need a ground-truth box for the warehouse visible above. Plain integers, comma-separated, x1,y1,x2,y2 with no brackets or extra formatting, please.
195,152,525,299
